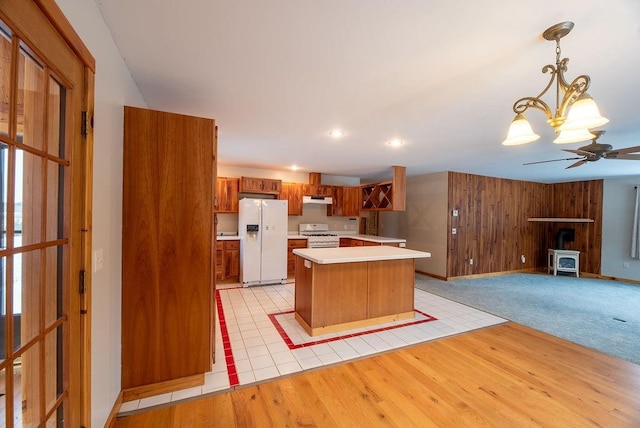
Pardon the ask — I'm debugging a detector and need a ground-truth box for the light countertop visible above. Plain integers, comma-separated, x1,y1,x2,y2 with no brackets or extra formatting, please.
287,233,406,244
345,234,406,244
293,246,430,264
216,235,240,241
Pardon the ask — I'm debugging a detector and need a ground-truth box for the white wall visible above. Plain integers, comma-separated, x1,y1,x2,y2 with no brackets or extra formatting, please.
602,176,640,281
54,0,146,425
380,172,448,277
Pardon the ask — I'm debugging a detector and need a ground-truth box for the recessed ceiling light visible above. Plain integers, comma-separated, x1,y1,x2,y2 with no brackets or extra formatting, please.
387,139,404,147
329,129,345,138
290,164,300,171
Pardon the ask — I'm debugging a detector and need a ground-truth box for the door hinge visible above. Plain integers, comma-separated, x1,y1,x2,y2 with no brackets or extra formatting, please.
81,110,92,137
79,269,86,294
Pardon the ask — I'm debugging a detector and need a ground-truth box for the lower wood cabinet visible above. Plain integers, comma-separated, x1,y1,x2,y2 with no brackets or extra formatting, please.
216,240,240,282
288,239,308,276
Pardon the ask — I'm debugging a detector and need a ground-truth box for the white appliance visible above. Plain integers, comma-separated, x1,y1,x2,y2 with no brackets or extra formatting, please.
299,223,340,248
239,198,288,286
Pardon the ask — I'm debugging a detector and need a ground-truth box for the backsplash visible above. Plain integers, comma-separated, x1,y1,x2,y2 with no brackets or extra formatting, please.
216,203,359,235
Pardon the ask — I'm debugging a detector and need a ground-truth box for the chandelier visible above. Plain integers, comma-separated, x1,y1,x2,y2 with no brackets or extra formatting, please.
502,22,608,146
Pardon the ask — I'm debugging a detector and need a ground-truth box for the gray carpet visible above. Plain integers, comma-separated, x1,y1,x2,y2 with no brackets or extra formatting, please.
414,273,640,365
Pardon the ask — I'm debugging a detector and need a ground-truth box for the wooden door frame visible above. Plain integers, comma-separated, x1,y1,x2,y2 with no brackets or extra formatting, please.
0,0,95,425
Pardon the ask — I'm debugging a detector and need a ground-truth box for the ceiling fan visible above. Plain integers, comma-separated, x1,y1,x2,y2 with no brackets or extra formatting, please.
524,131,640,169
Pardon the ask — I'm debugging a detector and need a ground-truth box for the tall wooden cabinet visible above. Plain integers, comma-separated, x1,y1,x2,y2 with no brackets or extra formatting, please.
122,106,215,390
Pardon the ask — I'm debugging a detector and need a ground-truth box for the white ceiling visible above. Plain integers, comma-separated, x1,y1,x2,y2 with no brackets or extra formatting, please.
94,0,640,182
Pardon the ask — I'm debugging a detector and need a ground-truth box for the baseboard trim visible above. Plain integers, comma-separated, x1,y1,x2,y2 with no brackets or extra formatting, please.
447,268,540,281
122,374,205,402
415,270,447,281
105,390,123,428
580,272,640,286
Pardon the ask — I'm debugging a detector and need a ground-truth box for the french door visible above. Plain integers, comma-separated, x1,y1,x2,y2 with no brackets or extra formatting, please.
0,0,93,426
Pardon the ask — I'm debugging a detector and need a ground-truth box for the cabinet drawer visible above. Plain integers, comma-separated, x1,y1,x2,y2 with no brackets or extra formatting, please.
215,241,224,251
225,240,240,250
288,239,307,249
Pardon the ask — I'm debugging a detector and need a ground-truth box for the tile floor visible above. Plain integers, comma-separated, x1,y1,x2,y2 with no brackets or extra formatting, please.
118,281,506,414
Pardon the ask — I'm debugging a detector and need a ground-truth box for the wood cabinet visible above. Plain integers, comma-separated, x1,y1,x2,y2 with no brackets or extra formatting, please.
216,240,240,282
339,237,352,247
215,241,225,282
361,166,406,211
280,182,304,216
240,176,282,194
303,183,333,197
122,106,214,390
287,239,308,276
340,237,400,247
215,177,239,213
329,186,360,217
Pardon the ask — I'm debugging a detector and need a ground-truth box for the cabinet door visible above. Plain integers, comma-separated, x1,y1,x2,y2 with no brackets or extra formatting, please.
216,177,239,213
343,186,361,216
123,106,214,388
240,176,264,193
262,178,282,194
224,241,240,280
287,239,307,275
281,182,303,216
339,238,352,247
328,186,344,216
215,241,225,281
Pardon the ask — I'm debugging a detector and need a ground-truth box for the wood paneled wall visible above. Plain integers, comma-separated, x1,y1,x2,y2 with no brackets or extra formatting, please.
546,180,603,274
446,172,603,278
447,172,548,277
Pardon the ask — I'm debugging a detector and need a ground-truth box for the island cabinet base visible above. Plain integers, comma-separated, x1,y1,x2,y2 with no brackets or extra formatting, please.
294,256,416,336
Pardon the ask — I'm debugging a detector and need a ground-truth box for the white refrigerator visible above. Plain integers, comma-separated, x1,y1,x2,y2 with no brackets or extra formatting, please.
239,198,288,287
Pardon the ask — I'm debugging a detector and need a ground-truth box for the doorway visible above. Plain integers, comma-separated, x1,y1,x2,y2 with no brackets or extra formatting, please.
0,0,94,426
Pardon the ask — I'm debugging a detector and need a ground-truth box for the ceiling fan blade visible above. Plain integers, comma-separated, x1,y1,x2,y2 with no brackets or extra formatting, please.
566,159,588,169
562,148,594,156
610,145,640,155
524,157,583,166
609,153,640,160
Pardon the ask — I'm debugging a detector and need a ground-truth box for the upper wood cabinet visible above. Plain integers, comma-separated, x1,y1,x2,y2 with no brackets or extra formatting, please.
215,177,239,213
361,166,406,211
303,183,333,197
328,186,360,217
240,176,282,194
280,182,303,216
122,106,214,389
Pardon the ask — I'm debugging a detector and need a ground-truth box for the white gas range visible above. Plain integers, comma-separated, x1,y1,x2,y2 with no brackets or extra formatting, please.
299,223,340,248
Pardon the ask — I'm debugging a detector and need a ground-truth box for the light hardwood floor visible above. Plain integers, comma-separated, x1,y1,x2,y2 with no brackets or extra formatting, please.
112,323,640,427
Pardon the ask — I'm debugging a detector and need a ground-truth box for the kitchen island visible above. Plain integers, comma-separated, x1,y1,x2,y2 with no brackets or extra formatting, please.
292,246,431,336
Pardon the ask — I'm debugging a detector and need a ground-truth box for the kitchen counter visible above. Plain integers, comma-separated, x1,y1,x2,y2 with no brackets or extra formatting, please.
287,234,308,240
343,234,406,244
293,246,430,336
293,246,429,264
216,235,240,241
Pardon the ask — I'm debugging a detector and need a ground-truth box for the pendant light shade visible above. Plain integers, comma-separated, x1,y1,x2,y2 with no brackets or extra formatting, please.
560,93,609,131
553,128,595,144
503,22,610,149
501,114,541,146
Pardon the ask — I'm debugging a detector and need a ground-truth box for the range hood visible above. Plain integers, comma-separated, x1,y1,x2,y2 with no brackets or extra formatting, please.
303,195,333,205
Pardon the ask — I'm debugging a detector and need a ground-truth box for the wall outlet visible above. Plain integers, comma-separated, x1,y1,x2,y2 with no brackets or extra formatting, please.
452,228,457,235
521,255,526,264
452,209,459,217
469,258,473,265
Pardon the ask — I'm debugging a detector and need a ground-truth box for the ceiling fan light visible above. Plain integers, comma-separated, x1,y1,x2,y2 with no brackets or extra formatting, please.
561,93,609,130
553,128,595,144
501,114,540,146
